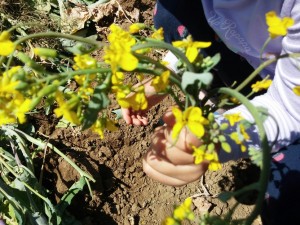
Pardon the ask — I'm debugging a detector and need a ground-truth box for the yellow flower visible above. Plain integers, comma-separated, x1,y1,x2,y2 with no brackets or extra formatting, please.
162,217,177,225
266,11,294,39
73,54,97,85
104,24,138,73
173,198,195,221
151,27,164,41
129,23,146,34
13,98,32,124
151,70,170,92
192,145,222,170
172,35,211,62
91,118,118,139
172,106,209,140
111,72,125,86
224,113,244,126
293,86,300,96
73,54,97,70
78,86,94,100
54,91,80,125
0,31,15,56
251,79,272,92
114,85,148,111
230,124,250,152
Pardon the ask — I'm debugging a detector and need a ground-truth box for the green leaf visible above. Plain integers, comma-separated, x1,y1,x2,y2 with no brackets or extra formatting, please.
56,177,86,213
256,106,269,123
82,85,110,129
112,109,123,120
181,71,213,105
248,146,263,169
218,191,233,202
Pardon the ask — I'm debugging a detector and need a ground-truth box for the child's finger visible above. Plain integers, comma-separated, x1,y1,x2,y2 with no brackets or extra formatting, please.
121,108,133,124
150,127,195,165
162,108,176,127
164,125,202,153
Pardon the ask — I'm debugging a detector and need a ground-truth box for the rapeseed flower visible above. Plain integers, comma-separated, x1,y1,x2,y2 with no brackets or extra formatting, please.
172,106,209,140
251,79,272,92
0,31,15,56
192,145,222,170
151,70,170,92
266,11,294,39
151,27,164,41
116,85,148,111
173,198,194,221
129,23,146,34
230,124,250,152
224,113,244,126
73,54,97,85
104,24,138,73
0,66,31,125
91,118,117,139
111,72,125,86
162,217,177,225
172,35,211,62
54,91,80,125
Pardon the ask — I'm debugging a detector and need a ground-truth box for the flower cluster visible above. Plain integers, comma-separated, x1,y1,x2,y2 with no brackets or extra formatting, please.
163,198,195,225
266,11,294,39
0,67,32,126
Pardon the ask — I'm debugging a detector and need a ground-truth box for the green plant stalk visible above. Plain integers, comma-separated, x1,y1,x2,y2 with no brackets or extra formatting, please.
36,68,112,84
166,87,185,111
4,127,95,182
235,52,300,93
133,52,182,85
131,39,195,72
5,32,105,69
217,87,270,225
259,37,272,61
4,128,34,172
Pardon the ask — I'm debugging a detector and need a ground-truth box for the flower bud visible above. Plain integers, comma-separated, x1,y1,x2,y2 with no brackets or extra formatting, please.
34,48,57,59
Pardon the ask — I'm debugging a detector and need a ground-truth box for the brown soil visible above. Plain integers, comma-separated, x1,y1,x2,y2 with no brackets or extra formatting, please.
3,0,263,224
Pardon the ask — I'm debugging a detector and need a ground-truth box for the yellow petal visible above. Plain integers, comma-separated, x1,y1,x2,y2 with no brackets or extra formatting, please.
172,122,184,140
120,53,138,71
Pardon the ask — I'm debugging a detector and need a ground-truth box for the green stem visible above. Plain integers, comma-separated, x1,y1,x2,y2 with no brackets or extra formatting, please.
167,87,185,111
6,127,95,182
259,37,272,61
36,68,112,84
131,39,195,72
235,53,300,93
216,88,270,225
133,52,182,85
6,32,105,69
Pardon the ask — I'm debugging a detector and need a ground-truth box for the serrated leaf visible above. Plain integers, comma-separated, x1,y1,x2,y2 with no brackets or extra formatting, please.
82,85,110,129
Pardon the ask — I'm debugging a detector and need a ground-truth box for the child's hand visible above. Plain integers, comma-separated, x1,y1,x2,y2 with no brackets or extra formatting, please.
122,78,167,126
142,109,209,187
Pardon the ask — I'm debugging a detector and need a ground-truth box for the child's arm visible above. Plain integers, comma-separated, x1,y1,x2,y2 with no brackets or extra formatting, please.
142,109,210,186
